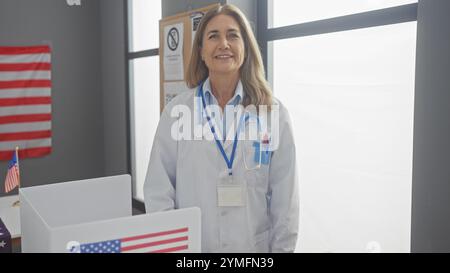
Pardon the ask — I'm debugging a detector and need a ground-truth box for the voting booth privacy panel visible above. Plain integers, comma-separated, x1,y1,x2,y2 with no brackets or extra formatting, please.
19,175,201,253
159,4,220,113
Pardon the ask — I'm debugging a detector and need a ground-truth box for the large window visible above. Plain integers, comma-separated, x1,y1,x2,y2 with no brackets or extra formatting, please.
260,1,418,252
127,0,161,202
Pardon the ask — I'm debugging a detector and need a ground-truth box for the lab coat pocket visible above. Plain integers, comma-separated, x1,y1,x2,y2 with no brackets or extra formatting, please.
242,140,261,171
253,229,270,252
242,140,269,189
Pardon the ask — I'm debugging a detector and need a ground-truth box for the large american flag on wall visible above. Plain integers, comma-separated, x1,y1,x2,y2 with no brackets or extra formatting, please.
0,46,52,160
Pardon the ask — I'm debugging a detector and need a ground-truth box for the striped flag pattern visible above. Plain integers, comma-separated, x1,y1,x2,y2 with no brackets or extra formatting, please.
78,227,190,253
4,150,20,193
0,46,52,160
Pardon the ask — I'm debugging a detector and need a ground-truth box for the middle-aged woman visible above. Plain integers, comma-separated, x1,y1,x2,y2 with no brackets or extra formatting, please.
144,4,299,253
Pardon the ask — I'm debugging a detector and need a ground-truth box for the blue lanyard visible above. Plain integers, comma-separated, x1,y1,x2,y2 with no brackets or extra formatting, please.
199,84,248,176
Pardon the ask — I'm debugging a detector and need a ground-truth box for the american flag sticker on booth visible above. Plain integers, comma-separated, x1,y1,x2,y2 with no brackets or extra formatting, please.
66,227,190,253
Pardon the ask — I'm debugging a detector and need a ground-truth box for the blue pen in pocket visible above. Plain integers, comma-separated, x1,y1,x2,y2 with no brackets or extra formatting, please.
253,141,271,165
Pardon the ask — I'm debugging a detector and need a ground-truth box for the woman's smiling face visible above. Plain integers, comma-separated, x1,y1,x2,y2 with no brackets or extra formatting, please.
201,14,245,76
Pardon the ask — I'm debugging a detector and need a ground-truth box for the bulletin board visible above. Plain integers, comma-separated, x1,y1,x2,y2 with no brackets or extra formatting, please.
159,4,220,113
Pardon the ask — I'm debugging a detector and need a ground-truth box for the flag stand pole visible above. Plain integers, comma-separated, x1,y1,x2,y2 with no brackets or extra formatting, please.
12,147,20,208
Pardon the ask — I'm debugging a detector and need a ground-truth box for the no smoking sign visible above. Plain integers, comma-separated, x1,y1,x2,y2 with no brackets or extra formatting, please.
167,27,180,51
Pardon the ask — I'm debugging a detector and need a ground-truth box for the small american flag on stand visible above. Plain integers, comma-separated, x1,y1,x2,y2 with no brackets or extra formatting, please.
4,147,20,193
78,227,190,253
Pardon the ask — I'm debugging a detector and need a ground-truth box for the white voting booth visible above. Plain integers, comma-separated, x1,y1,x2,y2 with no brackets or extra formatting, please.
19,174,201,253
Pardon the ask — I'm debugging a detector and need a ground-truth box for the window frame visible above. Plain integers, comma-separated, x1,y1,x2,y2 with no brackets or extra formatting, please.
125,0,161,212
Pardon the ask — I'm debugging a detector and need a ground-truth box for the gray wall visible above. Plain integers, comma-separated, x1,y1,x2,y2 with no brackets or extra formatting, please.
99,0,128,176
0,0,129,197
411,0,450,253
0,0,106,196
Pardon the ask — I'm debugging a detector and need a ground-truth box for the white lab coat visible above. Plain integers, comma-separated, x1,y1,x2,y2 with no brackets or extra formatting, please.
144,87,299,253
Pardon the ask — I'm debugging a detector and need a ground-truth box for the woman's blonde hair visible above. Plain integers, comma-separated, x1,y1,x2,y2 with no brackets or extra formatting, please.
186,4,273,108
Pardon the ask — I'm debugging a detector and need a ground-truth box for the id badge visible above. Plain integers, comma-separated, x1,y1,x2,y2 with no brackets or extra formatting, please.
217,185,245,207
217,171,246,207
